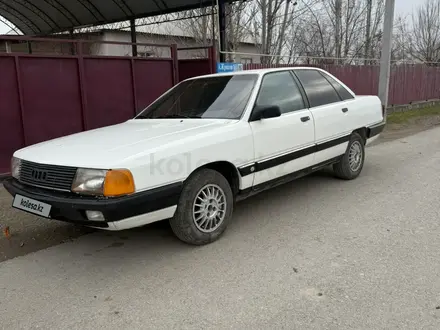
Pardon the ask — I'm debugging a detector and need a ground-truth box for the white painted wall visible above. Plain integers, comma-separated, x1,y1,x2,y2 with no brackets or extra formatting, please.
95,31,261,63
0,29,262,64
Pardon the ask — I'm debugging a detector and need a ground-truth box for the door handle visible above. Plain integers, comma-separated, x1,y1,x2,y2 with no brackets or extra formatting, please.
300,116,310,122
342,108,348,113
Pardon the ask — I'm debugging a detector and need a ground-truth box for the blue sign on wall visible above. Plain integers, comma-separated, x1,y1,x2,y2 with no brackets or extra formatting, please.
216,62,243,73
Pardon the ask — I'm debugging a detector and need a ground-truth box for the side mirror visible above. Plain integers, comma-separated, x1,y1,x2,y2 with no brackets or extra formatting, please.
250,105,281,121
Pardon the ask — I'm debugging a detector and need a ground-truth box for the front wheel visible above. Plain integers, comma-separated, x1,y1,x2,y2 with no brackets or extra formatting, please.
170,168,234,245
333,132,365,180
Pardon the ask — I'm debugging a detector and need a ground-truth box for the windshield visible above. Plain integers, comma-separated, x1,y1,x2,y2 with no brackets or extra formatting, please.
135,74,259,120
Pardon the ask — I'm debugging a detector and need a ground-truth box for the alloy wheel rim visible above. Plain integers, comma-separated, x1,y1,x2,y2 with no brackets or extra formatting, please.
348,141,363,172
192,184,227,233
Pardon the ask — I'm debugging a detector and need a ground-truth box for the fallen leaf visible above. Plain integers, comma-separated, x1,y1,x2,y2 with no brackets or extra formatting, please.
3,226,10,239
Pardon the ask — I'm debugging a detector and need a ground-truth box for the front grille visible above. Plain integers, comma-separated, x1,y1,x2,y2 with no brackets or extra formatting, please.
19,160,78,192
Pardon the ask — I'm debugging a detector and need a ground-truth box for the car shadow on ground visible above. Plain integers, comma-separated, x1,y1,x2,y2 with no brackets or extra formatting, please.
36,165,368,283
75,167,343,253
1,164,378,263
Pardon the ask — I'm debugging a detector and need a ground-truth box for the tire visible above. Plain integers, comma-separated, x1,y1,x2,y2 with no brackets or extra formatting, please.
333,132,365,180
169,168,234,245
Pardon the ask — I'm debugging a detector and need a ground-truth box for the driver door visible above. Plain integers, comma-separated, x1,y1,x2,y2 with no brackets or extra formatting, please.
249,70,316,186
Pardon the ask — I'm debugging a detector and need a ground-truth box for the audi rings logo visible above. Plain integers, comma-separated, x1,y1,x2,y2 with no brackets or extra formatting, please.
31,169,48,181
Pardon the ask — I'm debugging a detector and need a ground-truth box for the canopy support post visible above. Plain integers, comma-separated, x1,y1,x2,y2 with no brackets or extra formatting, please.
130,19,137,57
218,0,226,62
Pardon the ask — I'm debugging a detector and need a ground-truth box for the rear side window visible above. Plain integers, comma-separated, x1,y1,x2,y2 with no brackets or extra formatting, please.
320,72,354,100
294,69,341,108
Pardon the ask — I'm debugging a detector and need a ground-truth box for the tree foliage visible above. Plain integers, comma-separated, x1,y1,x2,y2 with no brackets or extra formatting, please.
167,0,440,65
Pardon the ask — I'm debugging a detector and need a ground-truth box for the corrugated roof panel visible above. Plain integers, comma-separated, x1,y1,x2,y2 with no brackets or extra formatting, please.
0,0,235,35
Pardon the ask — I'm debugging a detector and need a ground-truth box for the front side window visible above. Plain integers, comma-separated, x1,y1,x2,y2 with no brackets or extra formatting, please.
255,71,306,114
136,74,258,120
294,69,342,108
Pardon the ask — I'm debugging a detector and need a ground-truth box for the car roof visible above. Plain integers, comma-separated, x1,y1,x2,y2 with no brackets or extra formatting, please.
186,66,327,80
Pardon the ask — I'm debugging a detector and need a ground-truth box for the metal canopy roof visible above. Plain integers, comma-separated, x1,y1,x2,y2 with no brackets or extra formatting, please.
0,0,228,36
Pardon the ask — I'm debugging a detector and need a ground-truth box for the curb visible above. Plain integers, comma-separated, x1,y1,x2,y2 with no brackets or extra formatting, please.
387,99,440,114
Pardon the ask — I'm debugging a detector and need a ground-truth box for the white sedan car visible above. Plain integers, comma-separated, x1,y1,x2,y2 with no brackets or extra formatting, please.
4,67,385,245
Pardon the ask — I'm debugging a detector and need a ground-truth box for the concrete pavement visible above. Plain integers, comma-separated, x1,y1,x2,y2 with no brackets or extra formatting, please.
1,127,440,329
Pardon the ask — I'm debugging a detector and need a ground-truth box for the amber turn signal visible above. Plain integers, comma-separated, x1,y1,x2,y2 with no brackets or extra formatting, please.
103,169,135,197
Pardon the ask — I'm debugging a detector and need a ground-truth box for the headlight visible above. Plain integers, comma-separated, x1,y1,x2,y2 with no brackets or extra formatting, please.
71,169,107,195
11,157,21,179
71,168,135,197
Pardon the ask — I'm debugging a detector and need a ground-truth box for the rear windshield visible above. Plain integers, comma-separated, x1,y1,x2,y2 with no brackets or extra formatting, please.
136,74,259,120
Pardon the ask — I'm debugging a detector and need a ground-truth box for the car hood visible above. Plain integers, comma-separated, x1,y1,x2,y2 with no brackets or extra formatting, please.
14,119,237,168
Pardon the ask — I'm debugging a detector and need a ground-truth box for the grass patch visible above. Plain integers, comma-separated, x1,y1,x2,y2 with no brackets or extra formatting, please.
387,105,440,124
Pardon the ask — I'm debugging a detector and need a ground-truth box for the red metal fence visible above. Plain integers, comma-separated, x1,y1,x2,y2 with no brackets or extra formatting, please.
1,35,440,175
0,36,215,174
245,63,440,106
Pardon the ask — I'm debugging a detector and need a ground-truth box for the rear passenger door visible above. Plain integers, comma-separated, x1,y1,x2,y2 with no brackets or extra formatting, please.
293,69,355,164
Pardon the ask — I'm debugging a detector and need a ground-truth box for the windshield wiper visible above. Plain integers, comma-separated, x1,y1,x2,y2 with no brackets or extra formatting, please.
157,114,201,119
135,113,201,119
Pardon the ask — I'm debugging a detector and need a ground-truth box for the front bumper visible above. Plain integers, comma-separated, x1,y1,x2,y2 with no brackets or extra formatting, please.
3,178,182,228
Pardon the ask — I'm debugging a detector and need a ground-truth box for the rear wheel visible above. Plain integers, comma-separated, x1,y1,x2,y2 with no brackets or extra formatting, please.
170,168,234,245
333,132,365,180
